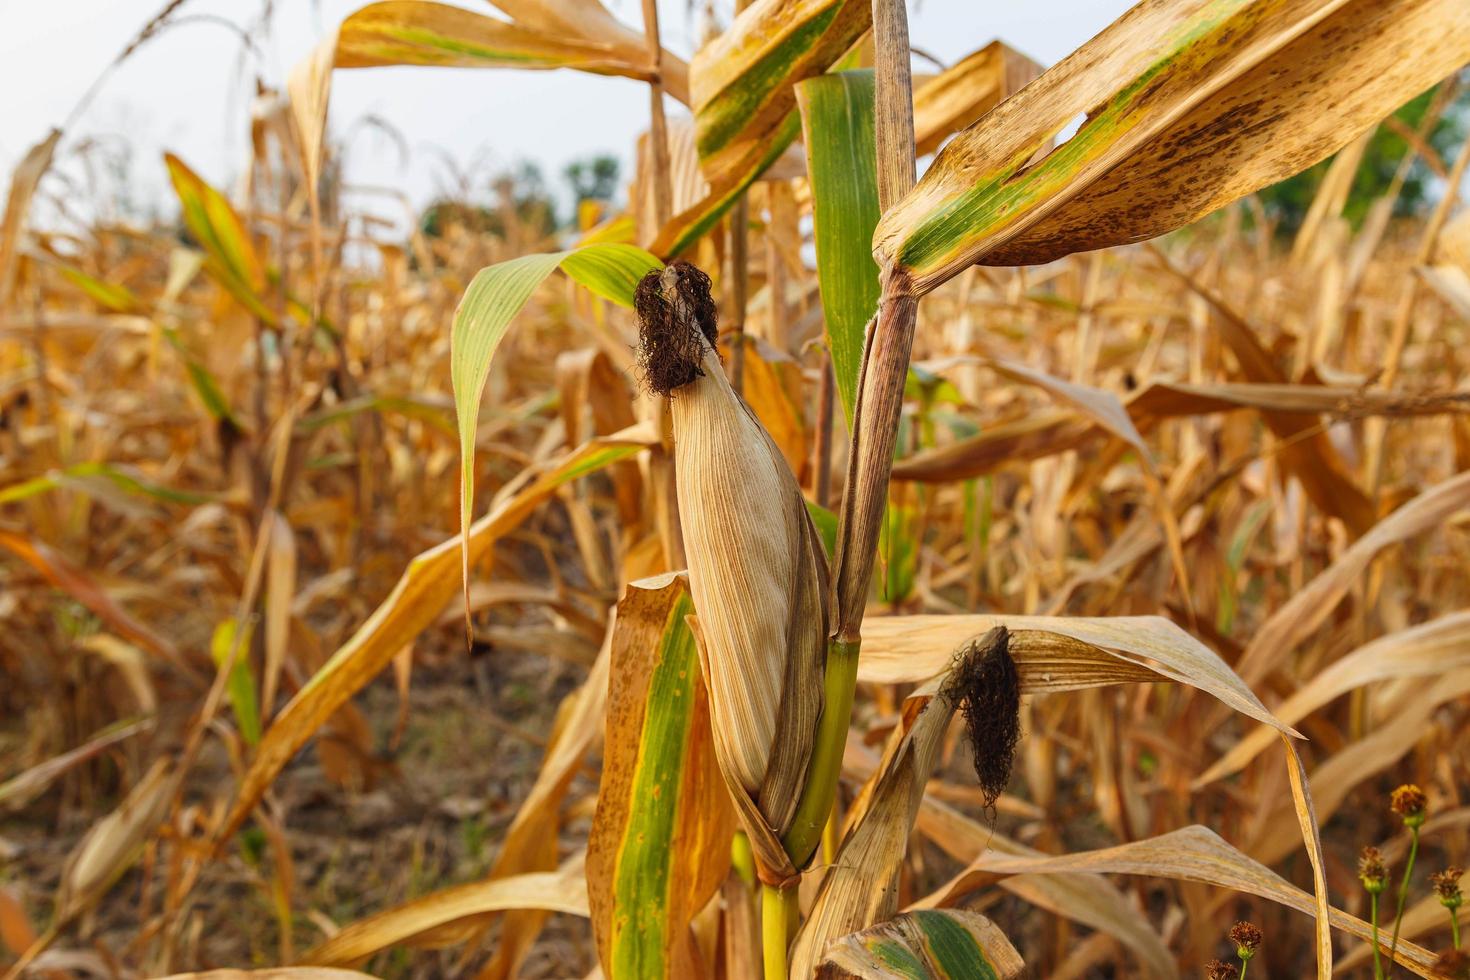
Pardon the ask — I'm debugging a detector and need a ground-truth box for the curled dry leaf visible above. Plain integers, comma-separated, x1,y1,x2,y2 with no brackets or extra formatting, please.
920,825,1438,977
57,759,175,921
217,425,658,846
1231,469,1470,690
790,657,966,979
301,857,588,967
1200,611,1470,784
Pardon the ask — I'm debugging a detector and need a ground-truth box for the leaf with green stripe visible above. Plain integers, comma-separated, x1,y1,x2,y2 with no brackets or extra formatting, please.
875,0,1470,294
451,243,661,609
165,153,277,324
0,462,213,507
796,69,879,426
651,0,871,256
56,265,142,314
818,911,1023,978
587,572,735,979
334,0,676,93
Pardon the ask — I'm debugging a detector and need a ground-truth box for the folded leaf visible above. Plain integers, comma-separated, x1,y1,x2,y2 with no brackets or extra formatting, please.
653,0,871,255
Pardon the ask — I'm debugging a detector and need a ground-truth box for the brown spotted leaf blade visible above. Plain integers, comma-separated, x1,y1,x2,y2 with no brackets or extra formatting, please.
652,0,872,256
335,1,654,82
877,0,1470,292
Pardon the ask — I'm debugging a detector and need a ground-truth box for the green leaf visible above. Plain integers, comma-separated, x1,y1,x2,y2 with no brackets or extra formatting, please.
451,244,661,599
56,265,142,314
805,499,838,559
0,462,212,507
211,619,262,747
796,69,880,426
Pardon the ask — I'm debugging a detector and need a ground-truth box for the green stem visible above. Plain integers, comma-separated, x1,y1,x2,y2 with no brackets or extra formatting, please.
1371,891,1384,980
779,638,860,869
1451,906,1461,950
761,882,798,980
1388,828,1419,972
1239,958,1249,980
731,831,756,888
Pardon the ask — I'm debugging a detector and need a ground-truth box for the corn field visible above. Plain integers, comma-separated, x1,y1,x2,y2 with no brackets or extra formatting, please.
3,0,1470,978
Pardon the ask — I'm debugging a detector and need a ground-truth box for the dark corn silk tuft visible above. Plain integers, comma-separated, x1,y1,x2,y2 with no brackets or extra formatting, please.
943,626,1020,809
635,261,720,396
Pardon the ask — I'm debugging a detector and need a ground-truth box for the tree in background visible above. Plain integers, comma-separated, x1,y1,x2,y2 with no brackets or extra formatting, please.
420,155,620,239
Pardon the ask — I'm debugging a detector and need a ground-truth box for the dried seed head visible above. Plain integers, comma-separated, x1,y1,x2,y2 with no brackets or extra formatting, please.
1434,949,1470,980
1431,867,1463,909
1390,783,1427,826
1228,921,1262,960
1205,958,1238,980
1359,845,1388,894
942,626,1019,809
635,262,719,396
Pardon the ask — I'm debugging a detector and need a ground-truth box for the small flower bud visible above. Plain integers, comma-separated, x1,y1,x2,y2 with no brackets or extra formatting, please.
1431,867,1463,910
1390,784,1428,828
1359,845,1388,895
1206,959,1238,980
1228,921,1262,961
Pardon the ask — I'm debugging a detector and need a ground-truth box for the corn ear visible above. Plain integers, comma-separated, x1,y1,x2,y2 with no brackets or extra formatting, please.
638,264,830,880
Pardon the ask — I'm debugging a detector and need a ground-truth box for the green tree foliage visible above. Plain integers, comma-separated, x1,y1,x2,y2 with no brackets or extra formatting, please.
420,155,621,239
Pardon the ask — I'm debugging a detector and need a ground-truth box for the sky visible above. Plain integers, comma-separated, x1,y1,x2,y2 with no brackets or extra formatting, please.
0,0,1135,228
